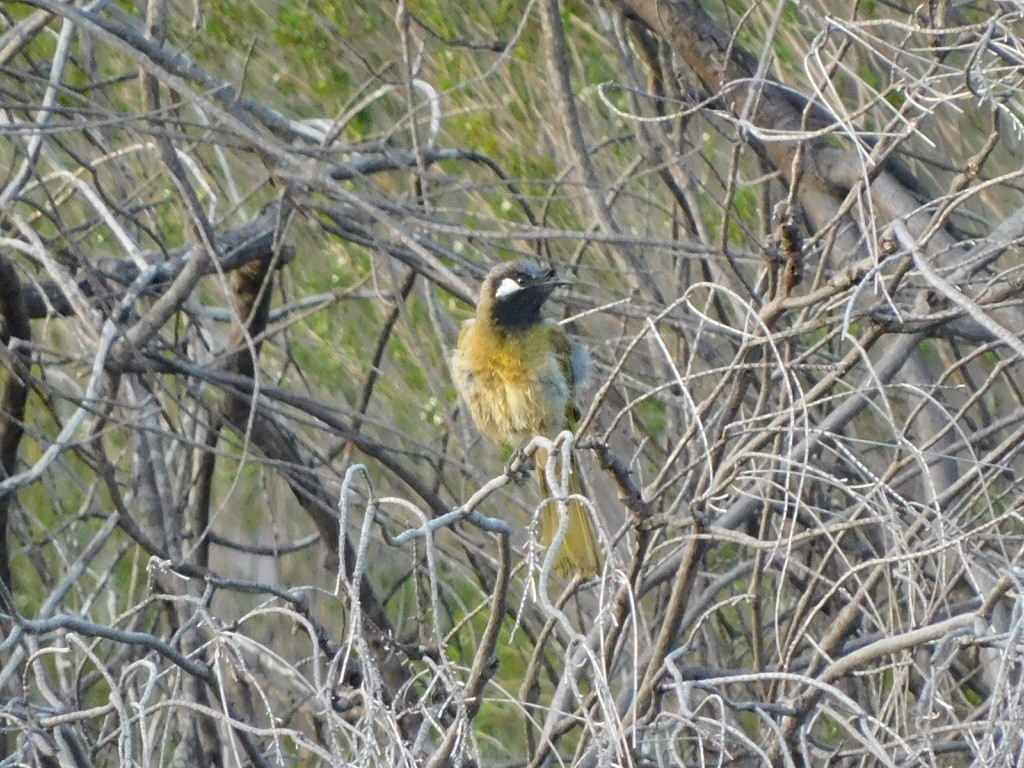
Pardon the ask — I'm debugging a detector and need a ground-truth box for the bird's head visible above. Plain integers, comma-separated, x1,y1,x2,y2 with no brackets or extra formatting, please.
480,260,569,329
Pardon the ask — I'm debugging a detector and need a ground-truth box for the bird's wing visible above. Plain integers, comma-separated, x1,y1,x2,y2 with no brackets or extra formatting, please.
546,321,590,426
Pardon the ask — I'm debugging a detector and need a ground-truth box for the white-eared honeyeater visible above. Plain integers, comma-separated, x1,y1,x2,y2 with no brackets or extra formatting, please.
451,260,601,577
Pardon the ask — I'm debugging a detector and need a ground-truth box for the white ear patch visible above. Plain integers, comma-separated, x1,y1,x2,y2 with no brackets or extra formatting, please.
494,277,522,299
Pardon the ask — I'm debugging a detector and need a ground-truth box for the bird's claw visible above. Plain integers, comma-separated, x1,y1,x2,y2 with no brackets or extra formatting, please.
505,446,534,485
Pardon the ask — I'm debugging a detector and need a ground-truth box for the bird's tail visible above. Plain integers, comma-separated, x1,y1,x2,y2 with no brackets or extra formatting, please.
536,447,602,578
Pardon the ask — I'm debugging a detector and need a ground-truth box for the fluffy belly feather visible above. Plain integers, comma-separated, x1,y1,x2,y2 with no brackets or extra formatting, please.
452,323,569,445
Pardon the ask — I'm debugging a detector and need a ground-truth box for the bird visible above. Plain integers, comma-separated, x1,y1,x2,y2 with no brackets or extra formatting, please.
451,259,601,577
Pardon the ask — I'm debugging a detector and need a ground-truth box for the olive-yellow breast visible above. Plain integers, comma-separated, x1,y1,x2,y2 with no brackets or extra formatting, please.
452,317,571,445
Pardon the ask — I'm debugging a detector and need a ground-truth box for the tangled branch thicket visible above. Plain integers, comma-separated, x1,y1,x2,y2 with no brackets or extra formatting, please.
2,0,1024,765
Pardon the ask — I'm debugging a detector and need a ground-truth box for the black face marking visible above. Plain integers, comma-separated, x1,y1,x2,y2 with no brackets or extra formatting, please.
486,261,560,330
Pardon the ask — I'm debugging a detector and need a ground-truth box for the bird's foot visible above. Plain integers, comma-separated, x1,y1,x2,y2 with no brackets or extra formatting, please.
505,445,534,485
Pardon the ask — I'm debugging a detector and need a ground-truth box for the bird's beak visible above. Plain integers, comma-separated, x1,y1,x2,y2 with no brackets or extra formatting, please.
536,269,571,289
541,277,571,289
